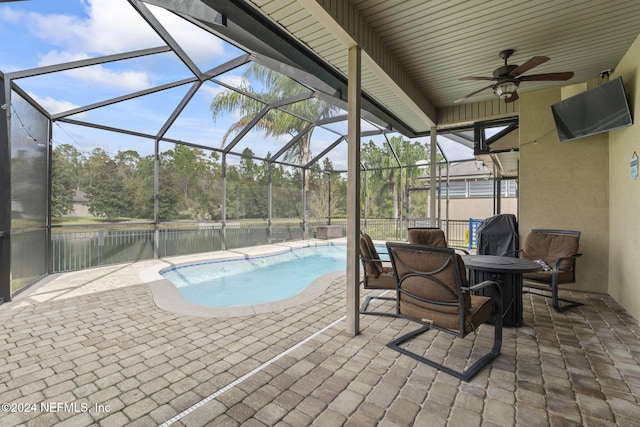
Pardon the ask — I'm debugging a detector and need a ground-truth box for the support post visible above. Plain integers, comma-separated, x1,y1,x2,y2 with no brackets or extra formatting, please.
0,77,11,302
346,45,361,336
268,163,273,244
429,126,438,227
327,171,332,225
302,168,308,239
153,139,160,259
494,172,502,215
221,153,227,250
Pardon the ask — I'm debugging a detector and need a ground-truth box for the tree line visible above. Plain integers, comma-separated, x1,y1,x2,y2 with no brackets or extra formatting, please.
53,144,307,221
51,135,432,222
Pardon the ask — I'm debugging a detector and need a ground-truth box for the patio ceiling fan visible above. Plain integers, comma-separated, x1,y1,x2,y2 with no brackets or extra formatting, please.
455,49,574,103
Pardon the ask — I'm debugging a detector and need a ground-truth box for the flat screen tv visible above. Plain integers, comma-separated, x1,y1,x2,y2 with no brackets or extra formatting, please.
551,76,633,142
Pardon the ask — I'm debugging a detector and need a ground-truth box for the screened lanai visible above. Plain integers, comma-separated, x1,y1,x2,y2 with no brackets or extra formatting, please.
5,2,640,426
1,0,517,304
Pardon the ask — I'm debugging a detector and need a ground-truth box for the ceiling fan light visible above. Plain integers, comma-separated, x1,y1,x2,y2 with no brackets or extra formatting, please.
494,81,518,99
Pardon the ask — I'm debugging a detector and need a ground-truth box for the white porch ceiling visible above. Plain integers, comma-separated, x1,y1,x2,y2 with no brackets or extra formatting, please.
243,0,640,133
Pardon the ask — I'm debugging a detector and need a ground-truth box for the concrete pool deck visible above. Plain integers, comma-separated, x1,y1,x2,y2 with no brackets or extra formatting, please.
1,240,640,426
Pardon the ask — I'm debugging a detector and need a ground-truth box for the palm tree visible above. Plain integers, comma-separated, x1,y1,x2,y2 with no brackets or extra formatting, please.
361,135,431,219
210,63,338,168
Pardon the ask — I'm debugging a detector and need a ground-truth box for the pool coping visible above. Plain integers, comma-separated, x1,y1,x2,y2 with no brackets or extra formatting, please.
139,239,348,318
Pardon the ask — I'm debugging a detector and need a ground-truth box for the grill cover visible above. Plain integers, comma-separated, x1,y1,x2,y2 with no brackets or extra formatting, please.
477,214,519,256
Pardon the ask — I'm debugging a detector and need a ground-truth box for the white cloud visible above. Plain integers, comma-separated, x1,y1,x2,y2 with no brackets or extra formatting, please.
12,0,226,63
28,93,84,116
1,1,155,91
5,0,236,137
200,84,226,99
25,0,160,55
67,66,150,90
38,50,150,90
7,0,231,90
0,5,22,24
147,4,226,62
217,74,246,89
37,50,92,66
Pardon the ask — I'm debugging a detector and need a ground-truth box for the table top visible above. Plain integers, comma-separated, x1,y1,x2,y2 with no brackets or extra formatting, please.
461,255,542,274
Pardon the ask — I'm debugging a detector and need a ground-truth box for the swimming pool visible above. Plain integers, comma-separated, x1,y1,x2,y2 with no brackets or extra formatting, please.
161,245,350,307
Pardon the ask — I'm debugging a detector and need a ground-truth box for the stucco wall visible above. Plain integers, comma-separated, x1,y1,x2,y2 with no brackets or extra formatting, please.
445,198,517,220
519,85,609,294
608,34,640,320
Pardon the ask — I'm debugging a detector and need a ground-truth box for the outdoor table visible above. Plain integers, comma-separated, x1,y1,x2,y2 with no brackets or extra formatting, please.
461,255,542,327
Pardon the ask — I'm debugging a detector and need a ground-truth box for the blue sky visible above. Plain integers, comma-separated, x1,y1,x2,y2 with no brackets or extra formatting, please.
0,0,473,166
0,0,260,159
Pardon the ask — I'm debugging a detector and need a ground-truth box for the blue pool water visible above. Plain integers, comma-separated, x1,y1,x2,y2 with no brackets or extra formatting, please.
162,245,351,307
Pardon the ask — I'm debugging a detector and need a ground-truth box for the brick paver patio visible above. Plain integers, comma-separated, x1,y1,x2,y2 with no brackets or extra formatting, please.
1,244,639,426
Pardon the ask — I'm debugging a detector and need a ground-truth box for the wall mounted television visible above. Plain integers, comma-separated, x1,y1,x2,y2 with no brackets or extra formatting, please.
551,76,633,142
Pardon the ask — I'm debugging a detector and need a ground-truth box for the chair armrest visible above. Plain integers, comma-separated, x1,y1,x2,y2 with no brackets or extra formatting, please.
454,248,470,255
551,253,582,273
463,280,503,320
359,255,391,264
464,280,499,293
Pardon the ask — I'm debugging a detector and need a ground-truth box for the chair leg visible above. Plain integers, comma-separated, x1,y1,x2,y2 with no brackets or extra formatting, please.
387,319,502,381
551,280,583,313
524,282,583,312
360,295,397,317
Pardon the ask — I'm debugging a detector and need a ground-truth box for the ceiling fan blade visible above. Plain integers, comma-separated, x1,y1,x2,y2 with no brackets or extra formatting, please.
519,72,574,81
459,76,495,81
454,83,494,103
511,56,549,75
505,91,519,103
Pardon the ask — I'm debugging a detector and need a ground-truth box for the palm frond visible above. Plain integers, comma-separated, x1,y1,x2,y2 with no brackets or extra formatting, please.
210,90,265,123
211,62,341,164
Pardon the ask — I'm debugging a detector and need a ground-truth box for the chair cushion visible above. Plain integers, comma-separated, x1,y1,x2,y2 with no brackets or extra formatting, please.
408,228,448,247
522,232,579,272
523,270,575,284
393,248,471,311
360,233,383,277
401,294,493,333
365,267,396,290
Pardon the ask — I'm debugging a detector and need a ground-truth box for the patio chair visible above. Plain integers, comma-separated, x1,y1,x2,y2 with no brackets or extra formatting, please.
385,243,503,381
516,229,583,312
407,227,469,254
407,227,448,246
359,233,396,316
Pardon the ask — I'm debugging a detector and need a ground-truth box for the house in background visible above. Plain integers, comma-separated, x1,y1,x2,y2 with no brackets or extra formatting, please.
418,160,518,221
